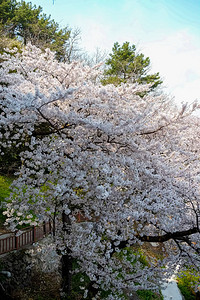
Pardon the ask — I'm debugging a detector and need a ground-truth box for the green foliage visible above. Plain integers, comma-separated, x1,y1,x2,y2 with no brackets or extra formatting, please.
100,289,128,299
0,175,38,228
102,41,162,91
67,247,152,299
70,271,90,299
66,260,90,300
0,30,22,54
0,175,13,202
0,0,71,61
115,247,149,267
177,268,200,300
0,0,16,25
68,259,129,299
137,289,163,300
0,138,28,175
0,175,13,226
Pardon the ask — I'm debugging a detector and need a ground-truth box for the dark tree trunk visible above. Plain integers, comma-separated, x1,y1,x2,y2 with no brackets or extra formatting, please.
87,280,99,298
61,211,73,298
196,291,200,300
61,250,73,298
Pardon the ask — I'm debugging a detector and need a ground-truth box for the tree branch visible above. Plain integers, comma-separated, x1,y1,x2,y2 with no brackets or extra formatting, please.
112,227,199,251
138,227,199,243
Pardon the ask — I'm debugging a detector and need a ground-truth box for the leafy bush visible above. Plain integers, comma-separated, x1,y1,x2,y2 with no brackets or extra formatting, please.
0,175,13,202
177,268,200,300
0,175,13,227
137,289,163,300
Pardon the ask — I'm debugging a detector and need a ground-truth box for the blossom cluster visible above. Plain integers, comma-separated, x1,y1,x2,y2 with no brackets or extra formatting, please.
0,44,200,296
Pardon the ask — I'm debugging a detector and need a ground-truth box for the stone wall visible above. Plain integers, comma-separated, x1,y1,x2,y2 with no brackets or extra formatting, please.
0,237,61,299
0,250,32,299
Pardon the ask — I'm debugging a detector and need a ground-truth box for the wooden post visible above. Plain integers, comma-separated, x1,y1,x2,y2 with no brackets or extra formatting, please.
32,226,36,243
77,212,81,223
15,231,18,250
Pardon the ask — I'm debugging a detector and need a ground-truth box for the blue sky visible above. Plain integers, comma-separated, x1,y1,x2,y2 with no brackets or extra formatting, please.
25,0,200,104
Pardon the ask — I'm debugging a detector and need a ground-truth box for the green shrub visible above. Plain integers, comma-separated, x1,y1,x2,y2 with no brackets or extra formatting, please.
0,175,14,227
0,175,13,202
177,268,199,300
137,289,163,300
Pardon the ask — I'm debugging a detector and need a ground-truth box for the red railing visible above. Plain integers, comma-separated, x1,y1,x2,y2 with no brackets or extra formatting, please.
0,221,51,255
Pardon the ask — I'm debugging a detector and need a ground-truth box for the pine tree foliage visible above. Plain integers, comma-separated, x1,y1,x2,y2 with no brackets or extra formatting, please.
102,42,162,91
0,0,78,61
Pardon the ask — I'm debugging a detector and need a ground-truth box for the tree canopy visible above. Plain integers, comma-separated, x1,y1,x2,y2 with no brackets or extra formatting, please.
102,42,162,91
0,44,200,299
0,0,77,61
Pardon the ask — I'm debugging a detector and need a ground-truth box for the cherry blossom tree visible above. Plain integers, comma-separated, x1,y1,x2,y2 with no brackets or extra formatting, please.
0,44,200,299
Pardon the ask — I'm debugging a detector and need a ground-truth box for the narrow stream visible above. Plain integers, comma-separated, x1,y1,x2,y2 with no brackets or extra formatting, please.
161,279,183,300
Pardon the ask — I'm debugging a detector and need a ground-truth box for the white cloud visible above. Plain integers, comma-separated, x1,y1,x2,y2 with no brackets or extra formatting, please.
79,23,200,104
73,11,200,105
142,29,200,103
73,15,113,53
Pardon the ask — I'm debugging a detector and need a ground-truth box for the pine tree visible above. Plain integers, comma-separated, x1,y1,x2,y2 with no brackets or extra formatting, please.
102,41,162,91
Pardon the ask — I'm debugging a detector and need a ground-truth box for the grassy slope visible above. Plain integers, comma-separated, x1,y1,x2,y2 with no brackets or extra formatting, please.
0,175,13,227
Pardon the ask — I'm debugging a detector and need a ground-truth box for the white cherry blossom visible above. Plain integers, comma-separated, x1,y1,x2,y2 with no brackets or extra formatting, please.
0,44,199,298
